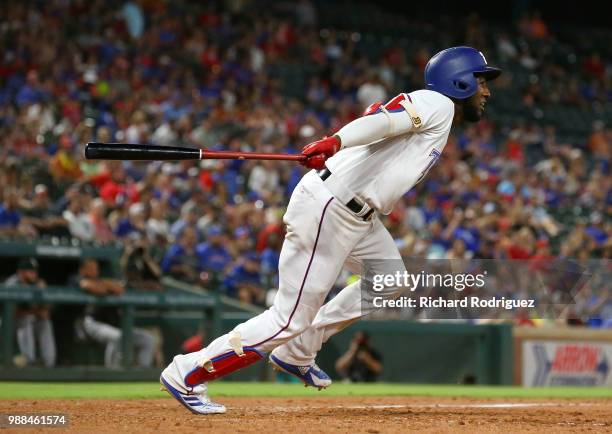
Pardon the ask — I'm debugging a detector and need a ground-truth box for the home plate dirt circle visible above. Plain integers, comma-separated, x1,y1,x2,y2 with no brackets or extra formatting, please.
1,396,610,433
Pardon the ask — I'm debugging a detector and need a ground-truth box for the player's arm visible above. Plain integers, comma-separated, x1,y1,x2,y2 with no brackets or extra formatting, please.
334,340,359,374
78,278,111,296
336,95,420,148
102,278,125,295
356,349,383,375
301,94,421,169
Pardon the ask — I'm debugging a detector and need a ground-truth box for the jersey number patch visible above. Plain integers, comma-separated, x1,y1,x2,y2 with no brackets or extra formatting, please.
416,149,441,184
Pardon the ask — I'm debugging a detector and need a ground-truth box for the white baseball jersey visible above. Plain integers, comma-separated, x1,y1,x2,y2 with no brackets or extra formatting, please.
326,89,454,215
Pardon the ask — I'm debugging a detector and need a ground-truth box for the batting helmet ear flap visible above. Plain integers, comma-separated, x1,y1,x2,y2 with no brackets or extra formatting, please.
450,71,478,99
452,80,469,90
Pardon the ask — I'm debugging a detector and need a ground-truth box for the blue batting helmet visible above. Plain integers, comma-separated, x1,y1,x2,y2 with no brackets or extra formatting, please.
425,46,502,99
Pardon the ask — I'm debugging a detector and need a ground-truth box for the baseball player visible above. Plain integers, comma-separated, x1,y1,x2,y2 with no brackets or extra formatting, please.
160,46,501,414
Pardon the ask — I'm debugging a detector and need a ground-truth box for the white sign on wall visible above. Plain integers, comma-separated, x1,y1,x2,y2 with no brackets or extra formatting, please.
522,340,611,386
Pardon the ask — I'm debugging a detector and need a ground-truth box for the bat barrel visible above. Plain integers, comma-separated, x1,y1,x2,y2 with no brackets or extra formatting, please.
85,143,200,160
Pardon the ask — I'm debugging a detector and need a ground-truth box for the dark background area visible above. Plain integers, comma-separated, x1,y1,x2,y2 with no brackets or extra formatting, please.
357,0,611,27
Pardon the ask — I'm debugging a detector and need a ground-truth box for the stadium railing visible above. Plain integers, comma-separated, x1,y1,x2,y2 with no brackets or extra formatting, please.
0,284,221,369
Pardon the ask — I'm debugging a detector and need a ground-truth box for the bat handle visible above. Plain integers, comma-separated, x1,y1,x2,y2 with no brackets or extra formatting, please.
200,149,307,161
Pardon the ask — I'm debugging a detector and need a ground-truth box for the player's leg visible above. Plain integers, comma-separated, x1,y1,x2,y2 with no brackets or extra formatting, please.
15,313,36,364
132,327,157,367
34,310,56,368
161,172,372,398
272,217,404,367
82,315,122,367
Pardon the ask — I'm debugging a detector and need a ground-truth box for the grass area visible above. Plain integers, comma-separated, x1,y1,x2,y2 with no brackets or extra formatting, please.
0,382,611,400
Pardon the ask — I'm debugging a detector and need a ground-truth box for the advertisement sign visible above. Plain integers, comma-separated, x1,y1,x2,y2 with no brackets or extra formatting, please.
522,340,611,386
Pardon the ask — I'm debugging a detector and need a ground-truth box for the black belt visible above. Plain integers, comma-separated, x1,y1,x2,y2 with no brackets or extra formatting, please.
318,168,375,221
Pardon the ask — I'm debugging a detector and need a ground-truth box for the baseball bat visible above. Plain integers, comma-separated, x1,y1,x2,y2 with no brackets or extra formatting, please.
85,143,306,162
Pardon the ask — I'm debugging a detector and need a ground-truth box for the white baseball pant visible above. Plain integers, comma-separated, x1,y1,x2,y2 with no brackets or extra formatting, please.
170,170,404,378
16,313,56,367
82,315,158,367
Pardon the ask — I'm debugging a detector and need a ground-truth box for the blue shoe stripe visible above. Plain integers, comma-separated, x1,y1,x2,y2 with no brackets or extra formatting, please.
270,355,331,387
161,375,226,414
160,376,201,414
270,355,301,376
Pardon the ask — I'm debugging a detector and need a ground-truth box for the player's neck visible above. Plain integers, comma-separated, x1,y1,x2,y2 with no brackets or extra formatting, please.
452,102,464,126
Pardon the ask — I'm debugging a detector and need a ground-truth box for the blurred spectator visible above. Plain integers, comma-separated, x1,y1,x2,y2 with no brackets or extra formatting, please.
62,189,94,240
223,252,264,305
196,225,232,280
587,121,610,169
146,199,170,241
112,202,147,239
21,184,70,237
248,160,281,202
161,226,204,285
260,232,282,288
88,198,114,243
4,258,56,367
232,226,256,256
0,189,22,236
121,236,163,291
527,11,549,39
69,258,158,368
335,331,382,382
357,71,388,110
496,33,518,60
121,1,145,39
49,135,82,182
295,0,317,27
446,238,470,260
169,202,200,239
583,53,605,80
91,162,138,207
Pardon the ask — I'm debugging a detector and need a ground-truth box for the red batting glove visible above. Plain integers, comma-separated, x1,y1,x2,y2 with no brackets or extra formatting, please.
300,154,327,170
302,135,341,158
300,135,340,170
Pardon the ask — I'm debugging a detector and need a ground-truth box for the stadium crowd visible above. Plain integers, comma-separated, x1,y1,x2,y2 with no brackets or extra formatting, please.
0,0,610,330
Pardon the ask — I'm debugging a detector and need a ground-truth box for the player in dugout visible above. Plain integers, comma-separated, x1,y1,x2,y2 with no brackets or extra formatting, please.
160,46,502,414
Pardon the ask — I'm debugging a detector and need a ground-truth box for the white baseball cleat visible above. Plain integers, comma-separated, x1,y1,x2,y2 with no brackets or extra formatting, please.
160,361,226,415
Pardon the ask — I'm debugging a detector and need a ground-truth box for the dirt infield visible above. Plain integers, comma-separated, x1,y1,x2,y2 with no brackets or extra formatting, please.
1,396,610,433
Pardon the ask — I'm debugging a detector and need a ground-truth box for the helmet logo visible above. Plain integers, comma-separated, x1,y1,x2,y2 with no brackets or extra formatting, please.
479,51,488,64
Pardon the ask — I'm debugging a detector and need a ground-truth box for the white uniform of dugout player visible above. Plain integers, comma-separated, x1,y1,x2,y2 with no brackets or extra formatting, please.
160,46,502,414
